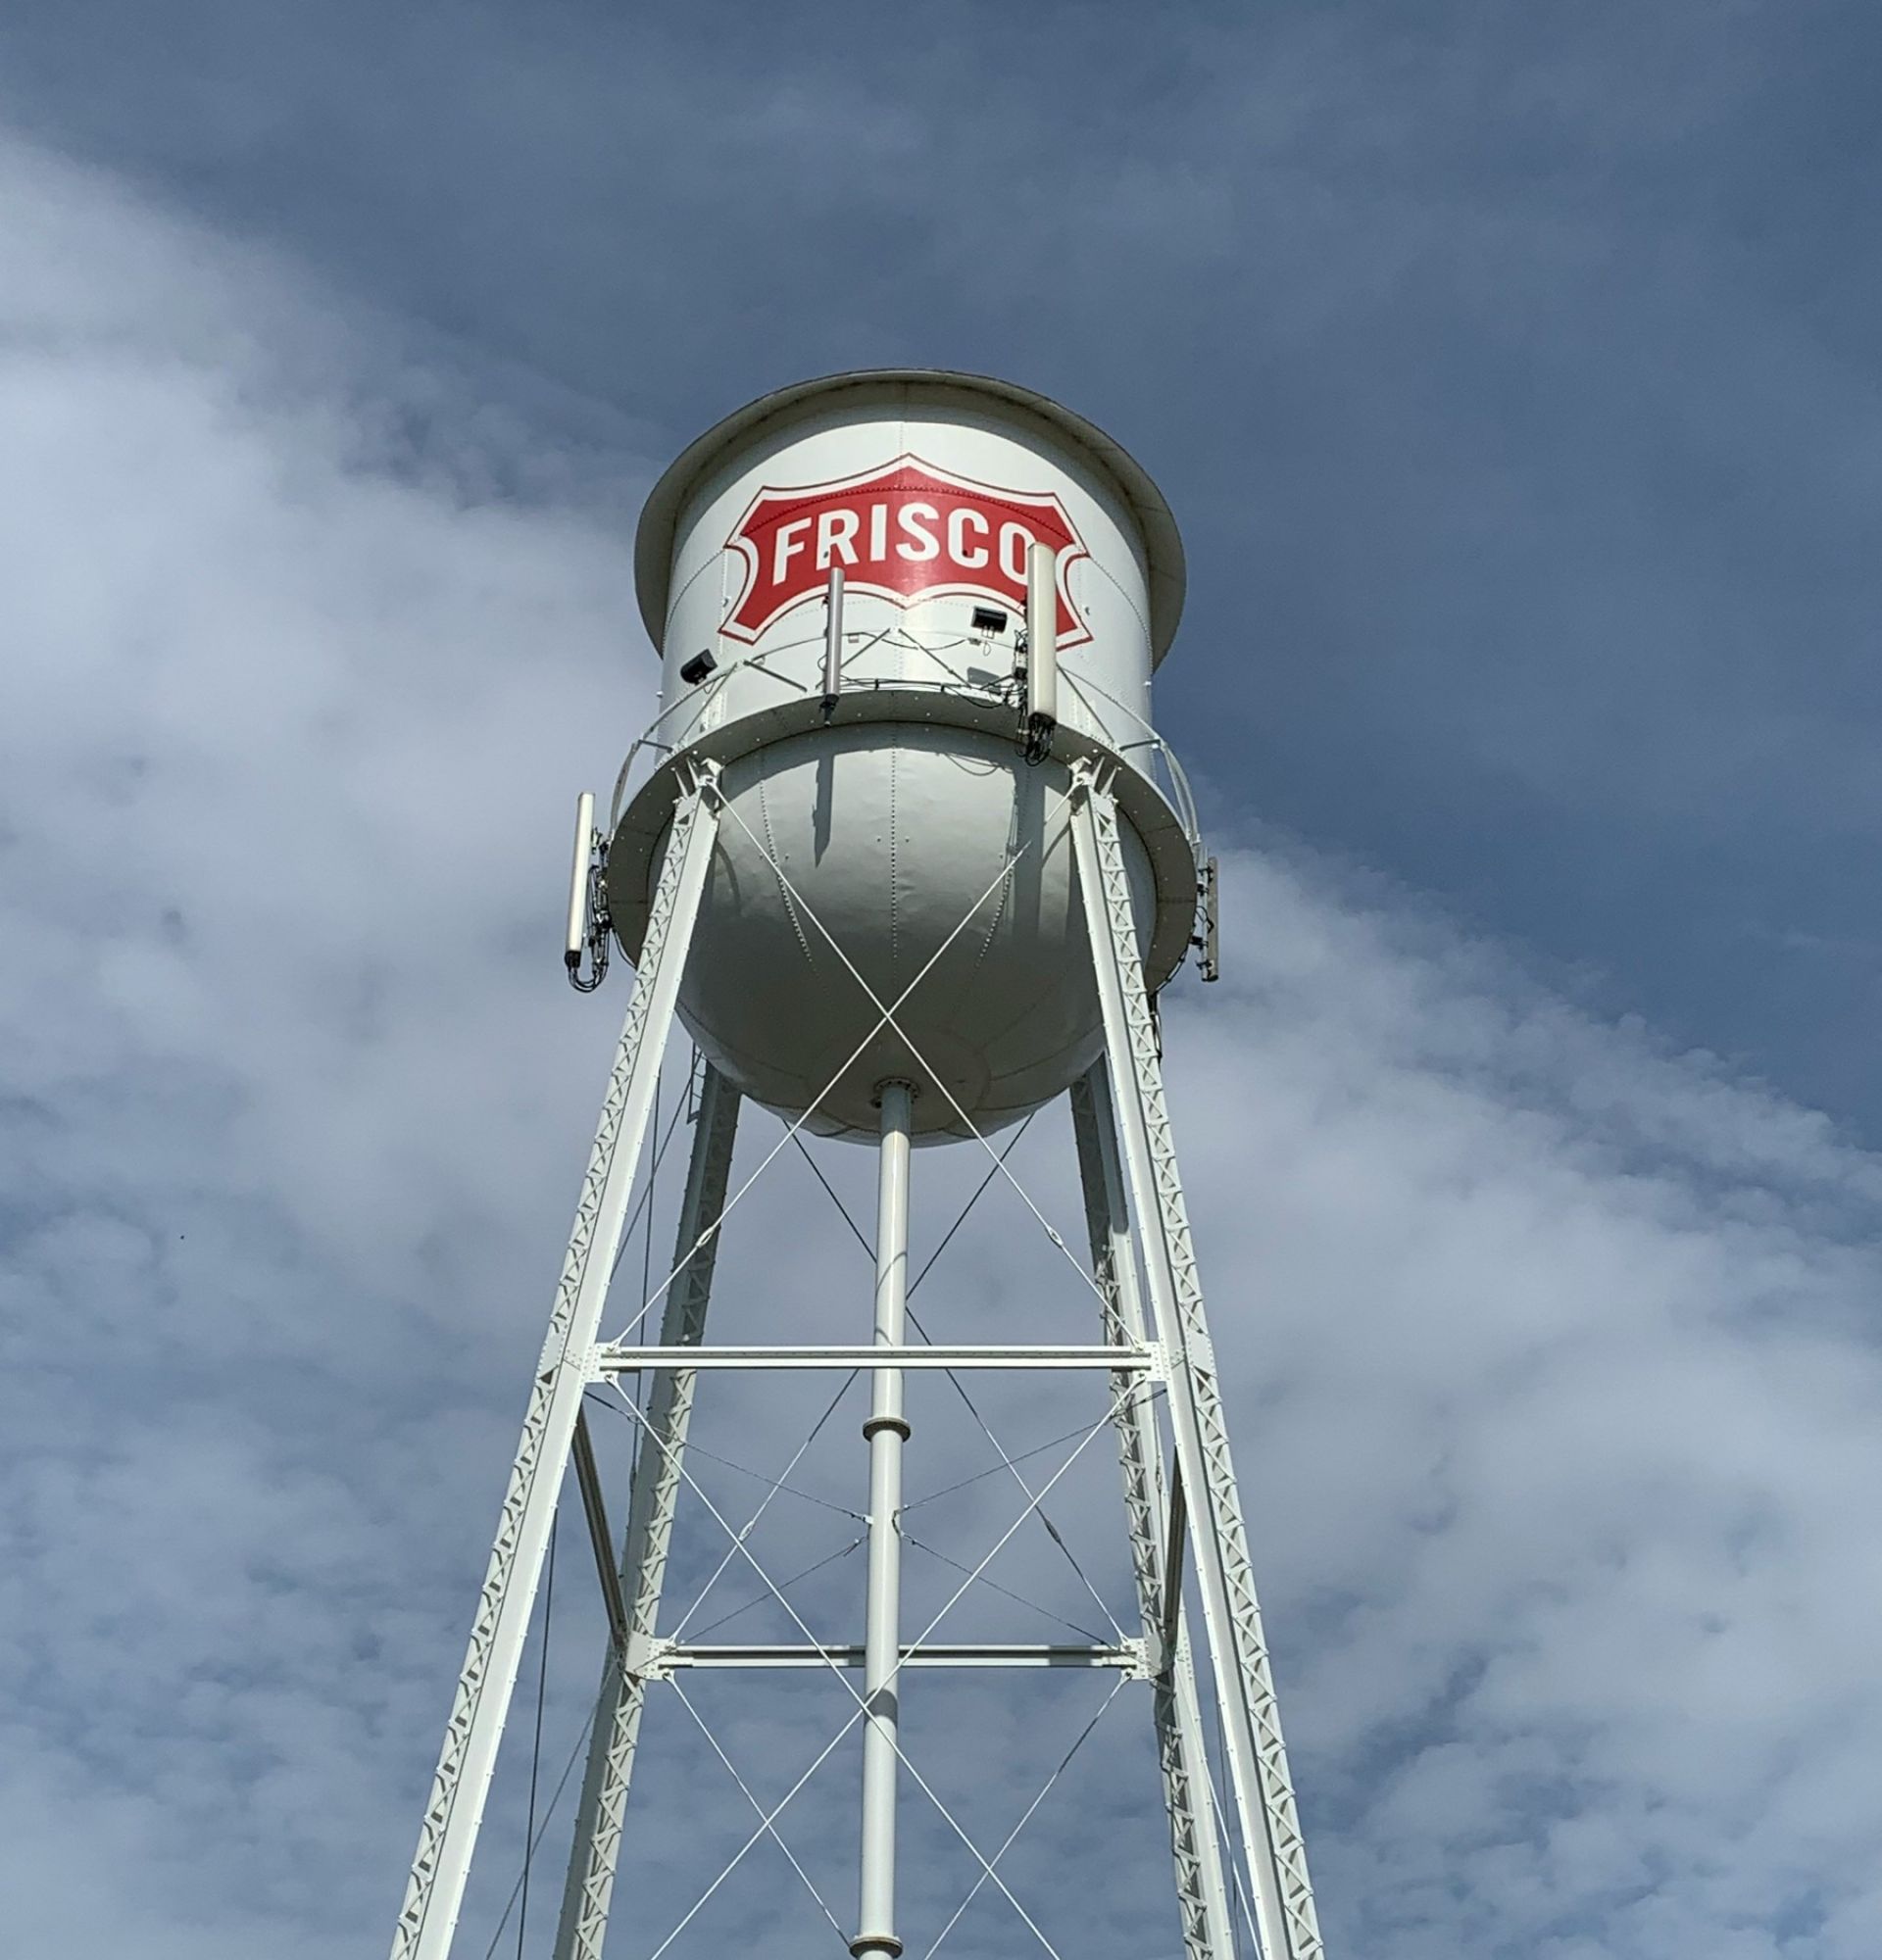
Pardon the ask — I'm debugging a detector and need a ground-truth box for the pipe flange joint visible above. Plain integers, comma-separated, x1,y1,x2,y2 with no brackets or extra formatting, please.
850,1937,904,1959
861,1414,913,1442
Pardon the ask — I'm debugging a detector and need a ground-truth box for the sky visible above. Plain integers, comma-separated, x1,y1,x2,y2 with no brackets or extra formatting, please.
2,5,1880,1957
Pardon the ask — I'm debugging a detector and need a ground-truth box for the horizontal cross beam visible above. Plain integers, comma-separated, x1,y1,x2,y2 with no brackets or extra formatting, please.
637,1641,1147,1675
593,1343,1157,1374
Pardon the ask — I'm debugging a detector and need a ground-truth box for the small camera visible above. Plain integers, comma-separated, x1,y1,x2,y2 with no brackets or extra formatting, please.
679,650,718,686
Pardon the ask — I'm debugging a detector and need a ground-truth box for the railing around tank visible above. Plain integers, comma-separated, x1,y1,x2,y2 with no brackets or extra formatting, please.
587,658,1217,995
608,654,1205,865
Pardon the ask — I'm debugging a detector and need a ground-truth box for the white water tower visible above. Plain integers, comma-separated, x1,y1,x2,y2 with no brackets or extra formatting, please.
387,371,1324,1960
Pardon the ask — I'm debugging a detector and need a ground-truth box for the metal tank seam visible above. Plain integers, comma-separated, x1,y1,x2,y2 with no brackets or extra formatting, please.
965,859,1013,975
1077,549,1153,647
887,739,900,974
662,551,723,655
758,760,817,967
963,770,1024,979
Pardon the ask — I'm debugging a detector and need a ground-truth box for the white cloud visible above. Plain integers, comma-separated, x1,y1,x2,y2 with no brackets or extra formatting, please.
1164,851,1882,1953
3,123,1878,1960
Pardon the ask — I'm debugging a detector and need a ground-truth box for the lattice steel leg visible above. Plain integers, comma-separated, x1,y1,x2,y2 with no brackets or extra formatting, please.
1072,1063,1235,1960
1069,765,1324,1960
388,771,722,1960
553,1061,742,1960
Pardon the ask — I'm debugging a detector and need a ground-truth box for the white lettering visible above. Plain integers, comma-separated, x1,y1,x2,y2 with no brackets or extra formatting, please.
816,507,861,569
999,520,1035,584
868,502,888,562
895,501,940,562
947,507,991,568
773,516,813,583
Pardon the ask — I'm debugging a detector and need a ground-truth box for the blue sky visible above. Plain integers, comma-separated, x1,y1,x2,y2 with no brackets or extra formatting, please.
3,7,1880,1957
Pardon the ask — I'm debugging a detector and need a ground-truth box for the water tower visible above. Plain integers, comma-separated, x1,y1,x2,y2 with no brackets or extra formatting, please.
387,371,1324,1960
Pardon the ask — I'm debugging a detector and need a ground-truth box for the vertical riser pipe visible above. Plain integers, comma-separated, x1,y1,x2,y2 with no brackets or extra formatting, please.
855,1081,913,1958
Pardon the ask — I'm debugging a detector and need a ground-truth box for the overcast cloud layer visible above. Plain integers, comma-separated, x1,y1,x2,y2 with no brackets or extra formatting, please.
3,24,1881,1960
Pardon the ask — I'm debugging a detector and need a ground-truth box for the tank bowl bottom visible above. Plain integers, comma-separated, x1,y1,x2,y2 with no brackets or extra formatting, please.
666,724,1156,1144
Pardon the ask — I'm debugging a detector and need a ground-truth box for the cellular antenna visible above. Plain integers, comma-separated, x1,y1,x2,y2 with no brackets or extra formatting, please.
822,562,846,711
1024,538,1060,749
564,791,593,971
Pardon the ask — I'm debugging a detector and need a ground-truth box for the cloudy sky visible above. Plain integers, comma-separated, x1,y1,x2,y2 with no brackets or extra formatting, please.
3,5,1879,1957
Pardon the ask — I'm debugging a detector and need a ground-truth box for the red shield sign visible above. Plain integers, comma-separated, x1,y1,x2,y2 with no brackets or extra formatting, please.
721,457,1089,647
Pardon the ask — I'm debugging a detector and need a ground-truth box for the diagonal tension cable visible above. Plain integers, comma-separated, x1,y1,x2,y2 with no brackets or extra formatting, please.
901,1531,1107,1645
687,1533,868,1642
645,1691,871,1960
790,1107,1125,1642
714,793,1109,1315
906,1112,1033,1298
791,1133,872,1256
607,1068,691,1285
604,841,1038,1349
899,1396,1164,1519
921,1675,1130,1960
670,1680,854,1950
480,1541,601,1960
906,1293,1126,1646
669,1371,862,1641
613,1376,1122,1960
582,1383,864,1526
514,1513,556,1959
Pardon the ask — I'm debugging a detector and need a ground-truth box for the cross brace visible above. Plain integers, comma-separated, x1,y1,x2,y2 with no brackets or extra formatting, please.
594,1343,1157,1374
570,1409,628,1656
633,1641,1148,1676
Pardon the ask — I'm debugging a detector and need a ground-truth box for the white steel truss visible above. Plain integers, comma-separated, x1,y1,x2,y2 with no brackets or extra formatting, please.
1068,760,1324,1960
389,764,722,1960
603,1356,1130,1960
553,1059,742,1960
1072,1061,1237,1960
386,755,1323,1960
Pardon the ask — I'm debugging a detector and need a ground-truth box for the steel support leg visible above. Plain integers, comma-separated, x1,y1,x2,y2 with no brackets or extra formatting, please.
388,771,721,1960
855,1080,914,1958
1072,1064,1235,1960
1069,767,1324,1960
552,1062,743,1960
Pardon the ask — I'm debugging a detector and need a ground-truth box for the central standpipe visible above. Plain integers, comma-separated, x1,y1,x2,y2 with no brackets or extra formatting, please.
856,1081,914,1958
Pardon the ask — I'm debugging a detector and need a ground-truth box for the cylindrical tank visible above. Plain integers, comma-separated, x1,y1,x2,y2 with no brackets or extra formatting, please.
609,370,1196,1143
